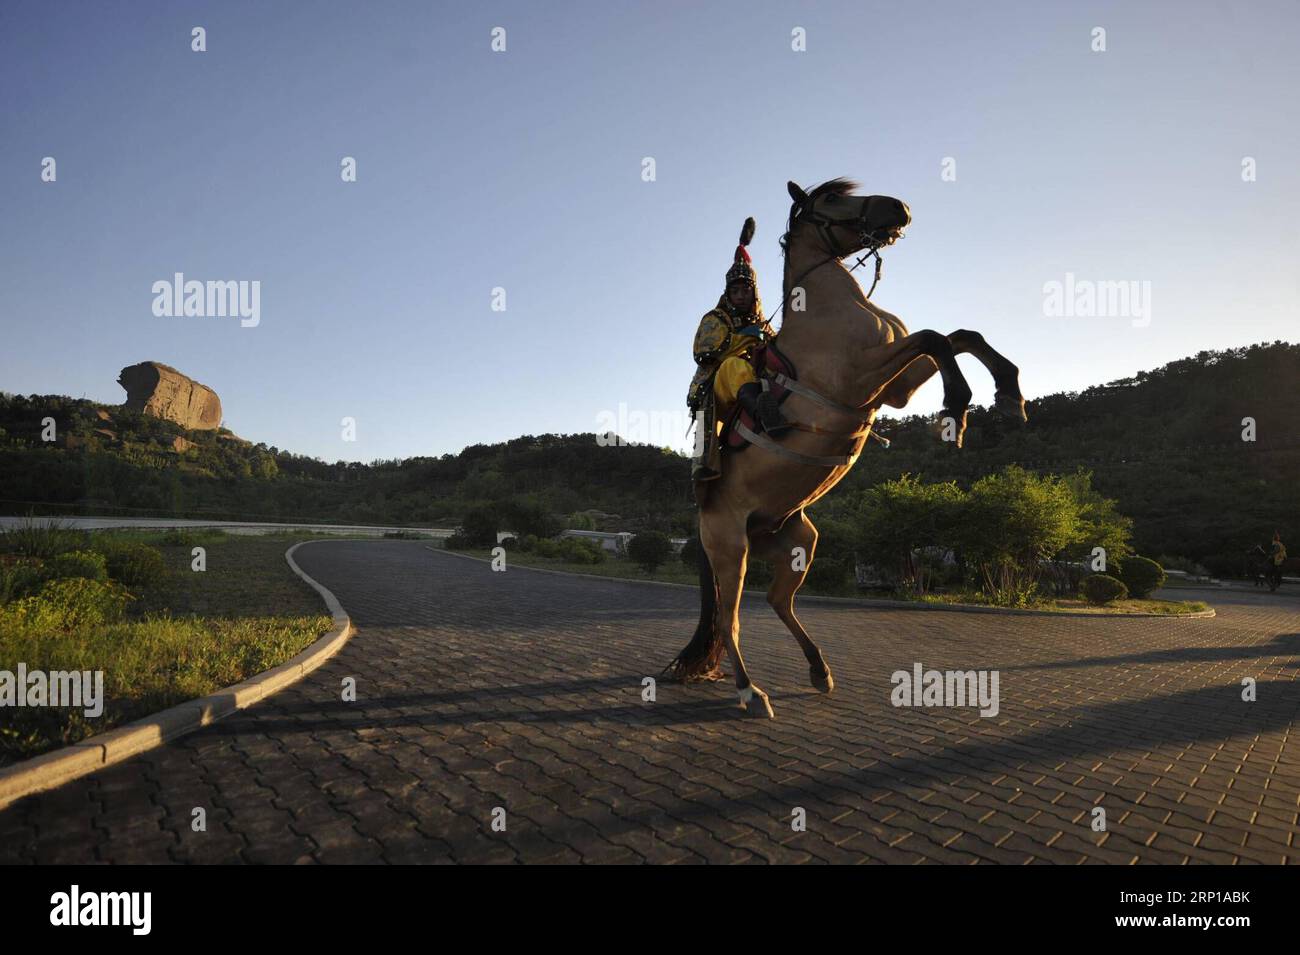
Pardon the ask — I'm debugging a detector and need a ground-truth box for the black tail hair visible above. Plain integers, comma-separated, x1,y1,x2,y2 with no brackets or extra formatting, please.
664,534,725,680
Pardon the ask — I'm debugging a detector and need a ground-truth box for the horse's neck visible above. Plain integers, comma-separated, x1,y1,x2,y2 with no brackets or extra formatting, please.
777,242,884,399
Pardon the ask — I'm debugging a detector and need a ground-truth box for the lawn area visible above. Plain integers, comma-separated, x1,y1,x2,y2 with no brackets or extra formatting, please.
902,591,1210,616
0,526,333,767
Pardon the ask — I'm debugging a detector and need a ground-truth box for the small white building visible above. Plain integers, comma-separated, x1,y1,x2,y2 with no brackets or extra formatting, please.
559,529,634,555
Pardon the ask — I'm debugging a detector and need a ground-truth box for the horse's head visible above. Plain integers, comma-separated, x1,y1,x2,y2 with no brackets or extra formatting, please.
786,178,911,257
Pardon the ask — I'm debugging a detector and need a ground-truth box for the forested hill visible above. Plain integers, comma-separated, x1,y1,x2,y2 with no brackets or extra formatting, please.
850,340,1299,564
1,341,1296,565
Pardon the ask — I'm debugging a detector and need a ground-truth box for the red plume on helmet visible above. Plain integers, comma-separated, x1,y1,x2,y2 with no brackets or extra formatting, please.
726,217,757,286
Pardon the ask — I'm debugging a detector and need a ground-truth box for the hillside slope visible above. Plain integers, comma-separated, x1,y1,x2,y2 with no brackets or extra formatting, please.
2,341,1296,564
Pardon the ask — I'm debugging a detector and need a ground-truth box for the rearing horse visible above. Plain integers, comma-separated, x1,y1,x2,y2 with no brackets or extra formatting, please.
668,178,1027,718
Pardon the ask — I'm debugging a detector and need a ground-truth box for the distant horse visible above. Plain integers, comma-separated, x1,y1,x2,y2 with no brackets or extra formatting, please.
667,178,1027,718
1249,544,1282,591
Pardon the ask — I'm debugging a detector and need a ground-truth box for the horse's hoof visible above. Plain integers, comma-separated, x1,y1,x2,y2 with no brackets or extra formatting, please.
811,665,834,694
738,684,775,719
937,409,967,448
994,392,1028,424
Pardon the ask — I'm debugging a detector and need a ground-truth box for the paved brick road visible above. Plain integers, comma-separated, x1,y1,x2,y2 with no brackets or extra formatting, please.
3,540,1298,864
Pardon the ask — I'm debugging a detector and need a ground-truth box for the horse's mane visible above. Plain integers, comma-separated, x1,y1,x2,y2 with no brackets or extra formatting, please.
780,178,861,253
808,177,859,199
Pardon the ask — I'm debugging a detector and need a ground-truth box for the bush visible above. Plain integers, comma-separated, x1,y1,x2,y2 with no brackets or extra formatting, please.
559,537,605,564
1200,551,1244,579
853,475,964,595
501,500,563,539
806,556,848,593
628,532,672,574
47,549,108,582
1156,554,1210,577
957,467,1080,607
1081,574,1128,605
0,557,45,604
1114,555,1167,598
456,507,500,547
0,518,85,559
90,540,167,588
1,577,133,631
746,559,773,587
680,536,703,572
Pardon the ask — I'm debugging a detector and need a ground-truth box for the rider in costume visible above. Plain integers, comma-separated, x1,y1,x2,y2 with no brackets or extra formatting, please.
687,217,786,482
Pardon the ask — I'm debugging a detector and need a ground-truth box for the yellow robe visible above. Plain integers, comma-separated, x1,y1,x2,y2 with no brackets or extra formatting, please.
686,305,768,413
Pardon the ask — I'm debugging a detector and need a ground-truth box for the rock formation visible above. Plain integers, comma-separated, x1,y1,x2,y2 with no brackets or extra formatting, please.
118,362,222,431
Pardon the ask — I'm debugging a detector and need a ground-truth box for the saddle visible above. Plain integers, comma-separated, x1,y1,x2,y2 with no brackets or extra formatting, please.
722,342,797,451
719,341,885,469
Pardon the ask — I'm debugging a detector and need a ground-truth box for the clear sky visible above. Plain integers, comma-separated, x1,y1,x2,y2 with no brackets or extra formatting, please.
2,0,1297,462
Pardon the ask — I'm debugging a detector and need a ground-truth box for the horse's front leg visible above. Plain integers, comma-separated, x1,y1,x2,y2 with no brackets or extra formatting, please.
948,329,1027,423
860,331,973,446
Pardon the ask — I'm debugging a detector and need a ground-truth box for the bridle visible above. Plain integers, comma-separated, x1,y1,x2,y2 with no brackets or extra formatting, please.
771,194,902,325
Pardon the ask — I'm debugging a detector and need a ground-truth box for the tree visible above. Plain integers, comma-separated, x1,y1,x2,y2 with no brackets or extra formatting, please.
628,531,672,575
1043,469,1132,595
955,466,1080,606
852,474,964,594
452,506,499,547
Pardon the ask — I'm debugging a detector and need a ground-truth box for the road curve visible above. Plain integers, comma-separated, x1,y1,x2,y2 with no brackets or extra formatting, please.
1,540,1297,864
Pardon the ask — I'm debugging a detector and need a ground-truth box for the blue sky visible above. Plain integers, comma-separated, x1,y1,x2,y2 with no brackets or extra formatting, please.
2,0,1297,462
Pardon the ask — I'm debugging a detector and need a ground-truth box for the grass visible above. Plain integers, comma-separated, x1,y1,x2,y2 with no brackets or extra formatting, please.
903,591,1209,615
0,527,332,767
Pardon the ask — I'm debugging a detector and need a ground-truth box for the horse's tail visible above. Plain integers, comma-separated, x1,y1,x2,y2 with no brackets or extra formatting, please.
664,541,726,682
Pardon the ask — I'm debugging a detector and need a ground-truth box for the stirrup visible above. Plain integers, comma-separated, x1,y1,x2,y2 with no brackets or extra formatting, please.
755,391,788,434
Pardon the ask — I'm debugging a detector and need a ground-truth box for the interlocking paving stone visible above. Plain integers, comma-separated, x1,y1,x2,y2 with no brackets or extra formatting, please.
2,540,1298,864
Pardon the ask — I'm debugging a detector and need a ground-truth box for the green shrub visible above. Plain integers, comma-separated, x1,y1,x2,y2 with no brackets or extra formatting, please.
746,559,773,587
0,518,86,559
1,577,133,631
1081,574,1128,605
47,549,108,582
1156,554,1210,577
0,557,46,604
501,500,563,539
1114,556,1167,598
628,532,672,574
90,540,167,588
806,556,849,593
456,507,500,547
1199,551,1244,579
531,538,560,558
679,536,703,571
558,537,605,564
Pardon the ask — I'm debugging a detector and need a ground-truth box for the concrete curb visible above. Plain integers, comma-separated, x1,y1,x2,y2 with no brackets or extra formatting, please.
0,540,354,811
426,545,1216,620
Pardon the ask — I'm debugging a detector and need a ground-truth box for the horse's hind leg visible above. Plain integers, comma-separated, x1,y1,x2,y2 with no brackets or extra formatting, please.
702,513,773,718
761,511,833,694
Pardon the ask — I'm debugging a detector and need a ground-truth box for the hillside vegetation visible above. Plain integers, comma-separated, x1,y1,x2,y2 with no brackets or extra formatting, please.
2,341,1296,572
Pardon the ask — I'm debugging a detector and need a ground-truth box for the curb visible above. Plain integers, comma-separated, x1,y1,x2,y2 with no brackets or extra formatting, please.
426,545,1216,620
0,540,354,811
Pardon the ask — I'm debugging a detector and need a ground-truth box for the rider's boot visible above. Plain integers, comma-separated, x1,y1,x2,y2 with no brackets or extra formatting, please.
736,382,788,435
